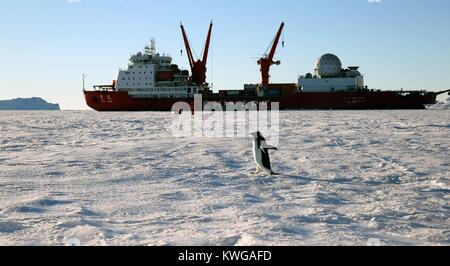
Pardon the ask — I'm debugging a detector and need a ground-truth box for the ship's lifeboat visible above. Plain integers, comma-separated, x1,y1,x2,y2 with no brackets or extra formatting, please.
157,71,174,82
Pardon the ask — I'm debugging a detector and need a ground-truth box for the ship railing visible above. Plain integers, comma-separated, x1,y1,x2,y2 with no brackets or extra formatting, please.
394,90,428,96
392,89,450,96
92,85,116,92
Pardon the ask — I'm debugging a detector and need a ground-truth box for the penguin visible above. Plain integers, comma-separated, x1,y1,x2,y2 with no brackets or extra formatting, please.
250,131,279,175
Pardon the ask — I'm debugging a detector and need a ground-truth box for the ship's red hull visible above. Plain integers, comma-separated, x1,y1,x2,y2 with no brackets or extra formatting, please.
84,90,437,111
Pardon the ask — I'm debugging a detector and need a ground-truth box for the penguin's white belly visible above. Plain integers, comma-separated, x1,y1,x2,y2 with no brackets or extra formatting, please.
253,142,272,174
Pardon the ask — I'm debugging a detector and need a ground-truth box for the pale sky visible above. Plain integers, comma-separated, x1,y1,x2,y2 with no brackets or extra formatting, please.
1,0,449,109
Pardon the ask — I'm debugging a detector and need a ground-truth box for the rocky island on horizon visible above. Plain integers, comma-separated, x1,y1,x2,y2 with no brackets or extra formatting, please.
0,97,60,111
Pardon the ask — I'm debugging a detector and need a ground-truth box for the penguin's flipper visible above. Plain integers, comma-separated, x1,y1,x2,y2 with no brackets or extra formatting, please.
262,145,278,150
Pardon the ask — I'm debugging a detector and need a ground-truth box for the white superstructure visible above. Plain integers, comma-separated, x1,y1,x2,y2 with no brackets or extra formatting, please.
299,54,365,93
115,41,198,98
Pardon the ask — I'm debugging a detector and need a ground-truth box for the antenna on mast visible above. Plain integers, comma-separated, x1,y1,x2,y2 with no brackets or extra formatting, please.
151,38,156,54
82,73,87,91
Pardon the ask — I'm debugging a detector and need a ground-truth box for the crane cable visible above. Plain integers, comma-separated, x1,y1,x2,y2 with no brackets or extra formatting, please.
264,26,285,58
264,35,276,58
180,32,183,56
210,33,214,91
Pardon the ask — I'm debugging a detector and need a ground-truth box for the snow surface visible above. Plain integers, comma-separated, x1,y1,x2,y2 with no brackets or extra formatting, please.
0,110,449,246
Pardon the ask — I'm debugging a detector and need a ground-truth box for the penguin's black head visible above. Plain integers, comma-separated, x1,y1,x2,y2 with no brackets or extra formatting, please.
250,131,265,140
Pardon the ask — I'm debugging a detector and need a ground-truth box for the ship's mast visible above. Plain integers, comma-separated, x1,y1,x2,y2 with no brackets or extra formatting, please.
82,73,87,91
145,38,156,56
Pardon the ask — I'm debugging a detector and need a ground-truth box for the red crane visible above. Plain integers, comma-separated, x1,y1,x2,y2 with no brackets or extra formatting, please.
258,22,285,87
180,21,213,86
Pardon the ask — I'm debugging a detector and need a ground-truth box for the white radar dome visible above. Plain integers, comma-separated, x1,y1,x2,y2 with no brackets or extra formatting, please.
315,53,342,78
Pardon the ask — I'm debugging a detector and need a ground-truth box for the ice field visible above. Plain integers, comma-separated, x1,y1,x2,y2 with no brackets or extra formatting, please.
0,109,449,245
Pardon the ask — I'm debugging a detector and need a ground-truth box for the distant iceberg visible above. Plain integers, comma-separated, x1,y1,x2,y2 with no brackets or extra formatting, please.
0,97,60,110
